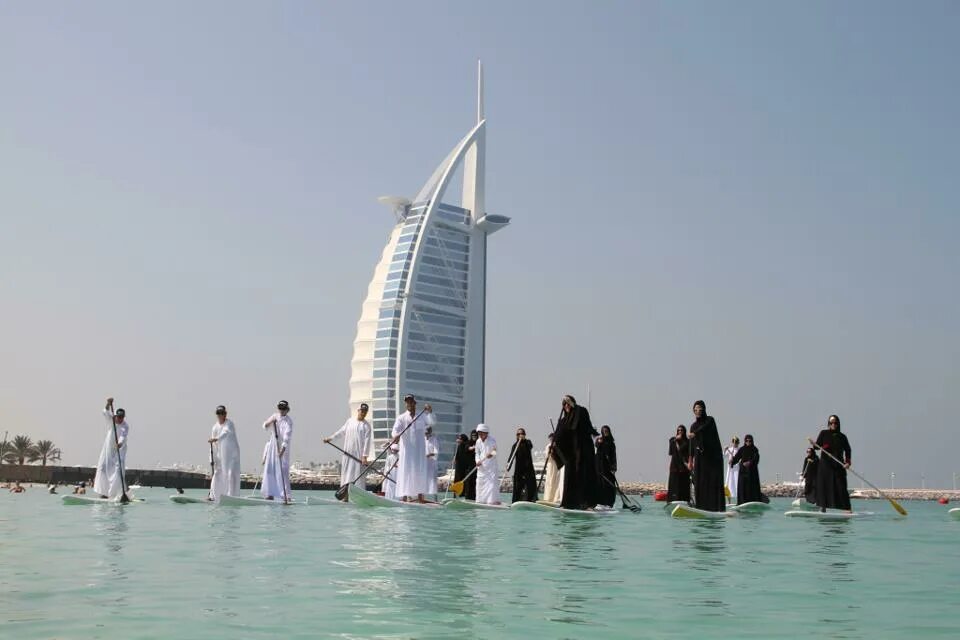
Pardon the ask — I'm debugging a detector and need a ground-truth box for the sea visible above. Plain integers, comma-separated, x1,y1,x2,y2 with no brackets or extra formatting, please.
2,488,958,639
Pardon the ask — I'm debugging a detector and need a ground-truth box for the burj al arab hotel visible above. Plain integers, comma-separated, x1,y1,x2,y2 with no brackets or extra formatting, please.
348,62,510,465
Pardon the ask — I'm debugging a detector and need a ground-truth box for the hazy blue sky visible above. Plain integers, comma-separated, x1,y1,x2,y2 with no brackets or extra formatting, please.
2,2,958,487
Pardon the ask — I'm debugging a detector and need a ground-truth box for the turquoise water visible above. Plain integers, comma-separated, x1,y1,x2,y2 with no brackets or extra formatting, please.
2,489,958,639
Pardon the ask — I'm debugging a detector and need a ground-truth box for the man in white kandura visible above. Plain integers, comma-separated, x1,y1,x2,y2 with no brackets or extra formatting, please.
424,425,439,498
209,405,241,501
261,400,293,502
324,403,372,496
724,436,740,505
94,397,130,500
474,424,500,505
390,394,435,502
383,443,400,500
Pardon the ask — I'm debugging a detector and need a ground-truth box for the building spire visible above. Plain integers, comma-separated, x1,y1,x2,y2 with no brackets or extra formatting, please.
477,58,484,124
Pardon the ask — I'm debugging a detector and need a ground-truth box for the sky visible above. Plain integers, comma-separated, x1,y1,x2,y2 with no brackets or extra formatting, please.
1,2,958,488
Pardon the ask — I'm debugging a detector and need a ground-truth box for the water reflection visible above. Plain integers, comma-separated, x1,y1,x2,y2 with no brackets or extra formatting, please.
545,518,622,627
670,521,729,612
809,522,858,635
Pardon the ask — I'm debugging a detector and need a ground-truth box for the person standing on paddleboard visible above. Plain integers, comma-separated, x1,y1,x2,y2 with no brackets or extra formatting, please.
261,400,293,501
509,427,538,503
724,436,740,504
424,425,440,499
325,403,372,498
595,425,618,508
556,395,600,510
94,397,130,500
815,415,852,513
209,405,242,501
542,432,565,505
730,434,762,505
474,424,500,505
802,447,819,505
667,425,692,502
390,394,434,503
688,400,725,512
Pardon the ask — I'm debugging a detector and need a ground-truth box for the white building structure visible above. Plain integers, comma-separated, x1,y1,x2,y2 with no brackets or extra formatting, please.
348,62,509,467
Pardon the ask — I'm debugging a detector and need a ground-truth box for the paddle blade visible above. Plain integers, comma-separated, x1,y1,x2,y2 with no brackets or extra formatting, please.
724,485,731,498
119,493,130,504
450,480,465,497
335,485,348,501
889,498,908,516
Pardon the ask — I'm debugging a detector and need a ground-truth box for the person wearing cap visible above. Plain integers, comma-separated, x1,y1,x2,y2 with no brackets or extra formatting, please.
94,397,130,500
325,404,372,497
474,424,499,505
383,442,400,500
209,405,242,501
390,394,435,502
424,425,440,498
261,400,294,501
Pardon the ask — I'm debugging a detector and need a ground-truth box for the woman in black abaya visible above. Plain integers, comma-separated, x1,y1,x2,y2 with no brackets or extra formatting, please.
730,434,762,504
667,425,691,502
815,414,852,512
802,446,819,505
509,427,539,503
688,400,725,512
595,425,618,508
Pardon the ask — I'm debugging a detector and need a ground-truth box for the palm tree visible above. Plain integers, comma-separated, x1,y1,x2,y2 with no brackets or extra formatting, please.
33,440,62,466
4,435,39,466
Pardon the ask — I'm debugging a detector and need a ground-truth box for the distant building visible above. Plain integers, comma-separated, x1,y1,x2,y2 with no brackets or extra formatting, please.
349,62,510,467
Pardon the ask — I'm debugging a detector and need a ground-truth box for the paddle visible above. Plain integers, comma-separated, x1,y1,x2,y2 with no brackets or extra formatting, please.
108,406,130,504
272,422,290,504
497,440,520,494
794,459,809,501
335,407,427,501
599,472,641,512
208,442,216,500
249,461,264,498
450,466,478,497
325,441,395,484
808,438,907,516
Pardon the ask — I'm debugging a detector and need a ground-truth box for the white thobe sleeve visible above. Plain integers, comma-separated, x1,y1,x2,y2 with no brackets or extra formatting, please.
391,416,405,438
281,418,292,448
263,413,278,430
329,421,349,441
360,423,371,458
116,423,128,448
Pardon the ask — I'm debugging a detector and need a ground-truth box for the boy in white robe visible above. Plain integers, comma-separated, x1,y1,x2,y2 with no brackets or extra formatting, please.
261,400,293,502
325,403,373,493
383,444,400,500
93,397,129,500
724,437,740,504
425,426,439,497
542,433,565,505
209,405,242,501
474,424,500,505
390,394,435,502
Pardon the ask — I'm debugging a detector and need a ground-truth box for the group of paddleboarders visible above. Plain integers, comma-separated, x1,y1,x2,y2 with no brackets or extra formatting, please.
665,401,853,513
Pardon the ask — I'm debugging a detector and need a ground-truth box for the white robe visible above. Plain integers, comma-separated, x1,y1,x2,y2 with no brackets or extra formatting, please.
425,434,439,495
391,410,435,499
210,419,241,500
261,413,293,500
475,435,499,504
543,445,565,504
724,445,739,501
383,446,399,500
93,410,129,499
329,417,372,488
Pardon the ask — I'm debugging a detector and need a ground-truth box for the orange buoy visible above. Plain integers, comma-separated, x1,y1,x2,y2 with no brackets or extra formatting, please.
938,496,949,505
654,490,668,502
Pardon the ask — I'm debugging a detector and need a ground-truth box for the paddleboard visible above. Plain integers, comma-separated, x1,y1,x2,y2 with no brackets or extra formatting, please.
663,500,689,513
348,485,442,508
948,508,960,520
443,498,510,511
790,498,818,510
219,495,297,506
305,496,343,506
671,504,732,519
511,501,619,517
784,510,873,521
169,495,211,504
728,501,772,514
62,495,144,505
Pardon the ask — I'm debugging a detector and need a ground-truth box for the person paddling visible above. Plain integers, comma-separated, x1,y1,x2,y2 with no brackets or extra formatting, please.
325,403,372,500
390,394,435,503
209,405,242,501
724,436,740,505
667,425,691,502
261,400,293,502
730,434,762,505
424,425,440,499
688,400,725,512
509,427,538,503
802,446,819,505
814,415,852,513
556,395,600,510
94,397,130,500
474,424,500,505
595,425,618,508
542,433,565,505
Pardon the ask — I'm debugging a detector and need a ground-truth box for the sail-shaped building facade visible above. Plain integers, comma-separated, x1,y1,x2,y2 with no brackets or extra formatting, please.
348,63,509,466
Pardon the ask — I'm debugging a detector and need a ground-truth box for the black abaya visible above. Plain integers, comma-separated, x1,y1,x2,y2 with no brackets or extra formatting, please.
730,444,762,505
802,454,819,504
510,439,539,503
557,405,600,509
667,436,691,502
689,415,725,512
815,429,851,510
595,437,617,508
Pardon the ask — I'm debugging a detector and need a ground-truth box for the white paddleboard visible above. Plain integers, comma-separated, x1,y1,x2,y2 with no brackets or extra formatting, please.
62,495,144,505
443,498,510,511
169,495,212,504
671,504,732,519
348,485,442,508
728,501,772,513
790,498,818,510
663,500,689,513
219,495,297,506
304,496,343,506
784,510,873,520
948,507,960,520
511,500,619,516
